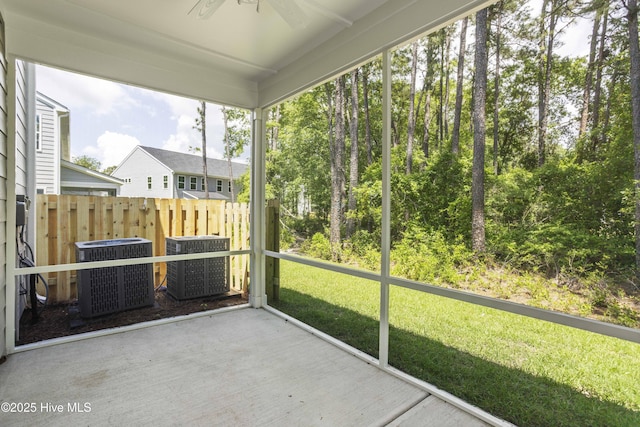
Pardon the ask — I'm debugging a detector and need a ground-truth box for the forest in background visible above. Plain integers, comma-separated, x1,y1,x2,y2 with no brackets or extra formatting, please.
254,0,640,328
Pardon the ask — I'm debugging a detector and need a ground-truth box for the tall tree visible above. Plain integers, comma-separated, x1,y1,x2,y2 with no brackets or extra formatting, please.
493,1,504,175
591,0,610,152
221,106,250,203
472,7,489,254
328,77,346,261
537,0,558,167
222,106,233,202
452,16,468,156
626,0,640,272
579,5,603,140
407,41,419,175
422,38,436,159
437,30,452,146
443,31,453,142
602,65,620,145
195,101,209,199
347,69,359,238
269,104,281,151
362,64,373,166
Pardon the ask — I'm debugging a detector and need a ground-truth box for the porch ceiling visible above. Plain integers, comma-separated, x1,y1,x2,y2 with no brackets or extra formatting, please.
0,0,493,108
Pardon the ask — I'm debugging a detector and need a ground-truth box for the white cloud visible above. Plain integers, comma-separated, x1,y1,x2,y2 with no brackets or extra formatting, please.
149,91,200,118
145,92,228,157
162,114,200,153
36,64,238,163
37,65,139,116
162,110,224,159
83,132,140,167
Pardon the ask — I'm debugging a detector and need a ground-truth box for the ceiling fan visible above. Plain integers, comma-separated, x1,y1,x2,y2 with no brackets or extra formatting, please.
188,0,308,29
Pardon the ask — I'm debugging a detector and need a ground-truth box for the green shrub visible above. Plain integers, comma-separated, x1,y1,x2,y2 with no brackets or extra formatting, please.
391,226,471,285
300,232,332,261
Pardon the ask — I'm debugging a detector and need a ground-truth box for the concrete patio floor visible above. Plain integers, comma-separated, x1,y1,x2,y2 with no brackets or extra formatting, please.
0,307,500,426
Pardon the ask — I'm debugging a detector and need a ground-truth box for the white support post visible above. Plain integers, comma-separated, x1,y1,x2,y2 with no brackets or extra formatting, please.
379,50,392,368
5,56,17,354
249,108,267,308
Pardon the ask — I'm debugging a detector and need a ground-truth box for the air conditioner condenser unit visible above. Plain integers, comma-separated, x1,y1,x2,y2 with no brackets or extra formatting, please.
166,236,230,300
75,238,154,318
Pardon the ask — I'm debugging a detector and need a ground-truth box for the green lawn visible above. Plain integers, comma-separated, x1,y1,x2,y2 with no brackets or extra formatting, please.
270,260,640,427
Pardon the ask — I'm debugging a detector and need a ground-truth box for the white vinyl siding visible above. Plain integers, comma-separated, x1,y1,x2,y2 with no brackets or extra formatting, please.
34,99,59,193
0,12,7,358
35,113,41,151
15,61,29,196
112,147,173,198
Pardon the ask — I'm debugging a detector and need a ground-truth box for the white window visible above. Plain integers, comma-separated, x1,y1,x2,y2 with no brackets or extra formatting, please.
216,179,223,192
147,176,152,190
178,175,186,189
163,175,168,189
200,177,205,191
228,181,232,193
190,177,197,190
35,113,42,151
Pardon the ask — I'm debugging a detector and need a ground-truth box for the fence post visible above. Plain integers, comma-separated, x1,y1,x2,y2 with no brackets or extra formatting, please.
265,199,280,302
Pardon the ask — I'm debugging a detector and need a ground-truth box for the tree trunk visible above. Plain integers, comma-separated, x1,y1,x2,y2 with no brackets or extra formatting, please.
626,0,640,273
362,65,373,166
537,0,556,167
579,6,602,140
602,67,619,146
347,69,359,238
198,101,209,199
422,38,435,159
472,7,488,254
222,106,235,203
270,104,280,151
407,42,418,175
592,1,609,153
438,32,445,147
452,16,468,156
443,31,452,142
493,2,503,176
329,77,346,261
422,89,432,159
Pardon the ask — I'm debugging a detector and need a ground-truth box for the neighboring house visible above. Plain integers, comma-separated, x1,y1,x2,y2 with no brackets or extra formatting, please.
112,145,248,201
35,91,69,194
60,159,123,196
35,91,122,196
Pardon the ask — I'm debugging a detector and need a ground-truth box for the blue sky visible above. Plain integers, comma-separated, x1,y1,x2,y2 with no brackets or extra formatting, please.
36,64,240,170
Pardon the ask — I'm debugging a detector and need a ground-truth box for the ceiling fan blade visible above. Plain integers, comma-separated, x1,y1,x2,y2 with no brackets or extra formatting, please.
188,0,227,19
266,0,308,29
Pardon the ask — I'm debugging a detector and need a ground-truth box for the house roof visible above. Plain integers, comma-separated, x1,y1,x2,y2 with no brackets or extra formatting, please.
138,146,248,178
1,0,493,109
36,91,69,112
61,159,124,187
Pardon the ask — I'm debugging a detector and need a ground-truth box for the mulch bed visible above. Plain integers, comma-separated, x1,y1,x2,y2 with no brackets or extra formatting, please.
16,288,248,346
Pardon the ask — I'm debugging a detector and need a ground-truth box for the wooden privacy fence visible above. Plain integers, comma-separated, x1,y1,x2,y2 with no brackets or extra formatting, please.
35,194,250,303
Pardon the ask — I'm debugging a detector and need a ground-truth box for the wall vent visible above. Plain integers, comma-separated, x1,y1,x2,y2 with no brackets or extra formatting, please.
75,238,154,318
166,236,230,300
